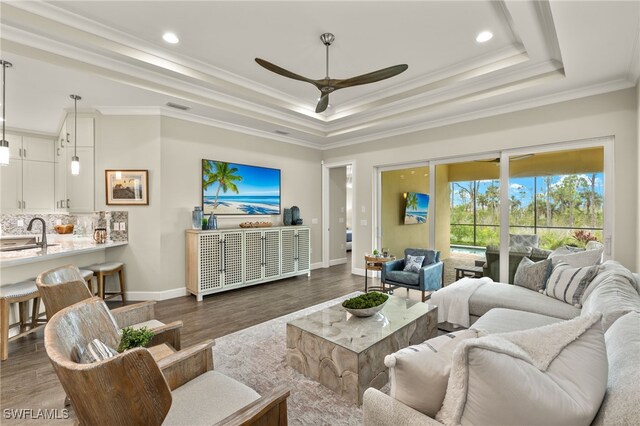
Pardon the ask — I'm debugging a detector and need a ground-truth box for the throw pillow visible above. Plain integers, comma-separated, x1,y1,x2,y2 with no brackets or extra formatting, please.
436,314,607,426
403,255,425,273
586,240,604,251
545,261,599,307
509,233,539,249
549,246,603,268
513,257,552,292
385,329,480,417
79,338,118,364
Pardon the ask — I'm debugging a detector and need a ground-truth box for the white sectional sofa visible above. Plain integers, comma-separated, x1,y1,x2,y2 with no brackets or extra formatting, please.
363,260,640,426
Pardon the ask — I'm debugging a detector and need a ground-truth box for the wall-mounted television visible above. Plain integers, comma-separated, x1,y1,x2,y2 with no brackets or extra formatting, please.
404,192,429,225
202,159,281,215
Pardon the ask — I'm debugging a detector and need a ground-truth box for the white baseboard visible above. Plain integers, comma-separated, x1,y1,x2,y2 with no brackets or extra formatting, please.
351,267,381,278
330,257,347,266
126,287,188,301
311,262,324,270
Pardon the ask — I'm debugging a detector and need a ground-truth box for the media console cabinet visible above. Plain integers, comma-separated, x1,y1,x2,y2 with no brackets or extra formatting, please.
185,226,311,301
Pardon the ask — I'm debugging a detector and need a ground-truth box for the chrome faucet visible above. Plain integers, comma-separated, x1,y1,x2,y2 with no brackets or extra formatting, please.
27,217,47,247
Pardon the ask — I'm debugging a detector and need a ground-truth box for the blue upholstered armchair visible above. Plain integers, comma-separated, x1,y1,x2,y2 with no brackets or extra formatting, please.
381,248,443,302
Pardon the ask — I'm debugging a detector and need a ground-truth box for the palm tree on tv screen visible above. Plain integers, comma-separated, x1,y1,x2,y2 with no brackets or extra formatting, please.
203,161,243,208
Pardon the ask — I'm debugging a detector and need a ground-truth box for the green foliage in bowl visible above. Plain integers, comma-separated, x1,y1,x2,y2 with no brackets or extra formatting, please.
342,292,389,310
118,327,155,352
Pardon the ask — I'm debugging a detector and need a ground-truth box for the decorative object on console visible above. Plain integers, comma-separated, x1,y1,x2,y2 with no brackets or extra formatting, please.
0,59,12,167
403,192,429,225
93,228,107,244
192,206,203,230
239,221,273,228
283,208,292,226
202,159,280,215
53,224,74,234
105,170,149,205
291,205,301,224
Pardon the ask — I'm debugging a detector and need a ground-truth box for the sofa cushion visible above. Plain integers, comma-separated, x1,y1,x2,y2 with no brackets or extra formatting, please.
581,277,640,331
384,329,480,417
469,282,581,320
591,312,640,425
549,245,603,267
472,308,563,334
386,271,419,286
513,257,551,292
403,255,425,273
437,314,607,426
164,371,260,425
545,262,598,307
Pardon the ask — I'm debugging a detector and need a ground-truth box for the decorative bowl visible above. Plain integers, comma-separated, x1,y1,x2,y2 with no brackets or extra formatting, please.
343,299,387,317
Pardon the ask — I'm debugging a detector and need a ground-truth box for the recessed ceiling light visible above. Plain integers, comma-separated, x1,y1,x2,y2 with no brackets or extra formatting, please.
476,31,493,43
163,32,179,44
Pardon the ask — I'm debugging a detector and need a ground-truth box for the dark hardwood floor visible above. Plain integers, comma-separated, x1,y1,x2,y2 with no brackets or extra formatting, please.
0,258,364,424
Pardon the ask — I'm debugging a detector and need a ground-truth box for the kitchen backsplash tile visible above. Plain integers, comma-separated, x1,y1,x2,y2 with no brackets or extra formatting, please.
0,211,128,242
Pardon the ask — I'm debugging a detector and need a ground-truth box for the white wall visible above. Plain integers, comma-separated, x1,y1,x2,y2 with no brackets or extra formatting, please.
329,167,347,263
636,82,640,270
323,88,639,272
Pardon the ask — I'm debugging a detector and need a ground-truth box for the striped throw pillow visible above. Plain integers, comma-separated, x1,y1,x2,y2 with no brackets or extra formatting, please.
545,261,599,307
79,339,118,364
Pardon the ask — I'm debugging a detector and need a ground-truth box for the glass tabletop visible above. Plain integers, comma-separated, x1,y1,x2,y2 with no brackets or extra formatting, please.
287,295,436,353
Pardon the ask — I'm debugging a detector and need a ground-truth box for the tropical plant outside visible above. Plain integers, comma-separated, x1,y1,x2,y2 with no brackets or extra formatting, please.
450,173,604,249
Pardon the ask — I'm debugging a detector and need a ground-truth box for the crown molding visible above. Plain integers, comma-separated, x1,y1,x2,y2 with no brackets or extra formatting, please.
320,78,634,151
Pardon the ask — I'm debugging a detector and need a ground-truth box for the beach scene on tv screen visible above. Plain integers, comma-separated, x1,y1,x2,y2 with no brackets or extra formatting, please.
202,160,281,215
404,192,429,224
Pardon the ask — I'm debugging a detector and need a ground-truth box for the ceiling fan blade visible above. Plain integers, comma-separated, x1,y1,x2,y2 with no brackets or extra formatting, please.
333,64,408,89
315,93,330,113
475,154,534,163
255,58,321,89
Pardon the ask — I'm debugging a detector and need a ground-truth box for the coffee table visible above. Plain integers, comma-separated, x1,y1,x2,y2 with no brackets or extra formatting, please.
286,295,437,404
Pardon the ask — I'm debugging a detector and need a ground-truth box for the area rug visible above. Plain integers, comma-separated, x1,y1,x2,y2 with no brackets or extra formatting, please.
214,292,385,425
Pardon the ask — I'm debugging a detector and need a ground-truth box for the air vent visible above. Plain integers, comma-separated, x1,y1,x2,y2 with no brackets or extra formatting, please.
274,130,289,136
166,102,190,111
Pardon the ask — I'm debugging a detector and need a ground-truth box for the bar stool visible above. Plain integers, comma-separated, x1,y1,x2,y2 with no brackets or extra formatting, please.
86,262,126,303
79,269,95,295
0,280,46,361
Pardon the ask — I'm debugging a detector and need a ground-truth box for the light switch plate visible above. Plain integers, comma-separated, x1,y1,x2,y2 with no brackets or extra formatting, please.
119,222,126,231
361,206,366,213
311,218,318,224
17,219,24,227
113,222,120,231
360,219,367,226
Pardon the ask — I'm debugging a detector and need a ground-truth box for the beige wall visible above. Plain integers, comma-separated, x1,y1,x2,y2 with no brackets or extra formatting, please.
636,82,640,270
323,88,639,272
329,167,347,262
380,167,429,258
94,115,323,295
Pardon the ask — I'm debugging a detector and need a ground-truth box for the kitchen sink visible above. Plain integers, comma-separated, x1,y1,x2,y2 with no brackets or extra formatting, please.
0,237,58,252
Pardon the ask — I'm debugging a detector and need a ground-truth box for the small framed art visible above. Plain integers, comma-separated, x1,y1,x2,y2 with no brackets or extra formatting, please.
105,170,149,205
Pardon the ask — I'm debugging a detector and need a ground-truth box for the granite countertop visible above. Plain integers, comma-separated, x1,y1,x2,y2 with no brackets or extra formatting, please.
287,295,437,353
0,234,128,267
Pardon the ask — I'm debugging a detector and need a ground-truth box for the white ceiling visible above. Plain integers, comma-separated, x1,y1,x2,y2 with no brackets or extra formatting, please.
1,1,638,149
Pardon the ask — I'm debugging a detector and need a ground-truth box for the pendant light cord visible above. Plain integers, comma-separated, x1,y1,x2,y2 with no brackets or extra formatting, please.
74,95,77,158
2,61,6,142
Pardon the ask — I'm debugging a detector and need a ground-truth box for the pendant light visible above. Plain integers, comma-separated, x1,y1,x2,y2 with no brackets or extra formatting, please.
0,60,12,167
70,94,81,175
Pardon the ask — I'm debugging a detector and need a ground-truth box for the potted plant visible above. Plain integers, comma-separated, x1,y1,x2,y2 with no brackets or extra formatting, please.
118,327,155,352
342,292,389,317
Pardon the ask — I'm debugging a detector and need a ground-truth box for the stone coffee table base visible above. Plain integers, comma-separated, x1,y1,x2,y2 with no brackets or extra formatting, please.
286,307,437,404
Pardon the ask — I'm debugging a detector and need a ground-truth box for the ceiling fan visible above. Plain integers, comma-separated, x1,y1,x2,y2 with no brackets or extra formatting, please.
255,33,408,113
476,154,534,163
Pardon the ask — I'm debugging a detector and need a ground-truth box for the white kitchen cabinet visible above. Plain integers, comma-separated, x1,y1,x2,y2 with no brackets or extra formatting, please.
0,161,22,212
66,146,94,212
186,227,310,301
0,133,55,212
22,160,54,211
66,116,94,147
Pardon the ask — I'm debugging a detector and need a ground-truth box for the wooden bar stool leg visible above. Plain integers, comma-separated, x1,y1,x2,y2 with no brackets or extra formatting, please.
31,297,41,327
118,267,126,303
1,298,9,361
98,273,105,300
18,301,27,333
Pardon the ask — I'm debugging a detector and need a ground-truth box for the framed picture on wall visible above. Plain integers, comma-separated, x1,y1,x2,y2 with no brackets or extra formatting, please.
105,170,149,205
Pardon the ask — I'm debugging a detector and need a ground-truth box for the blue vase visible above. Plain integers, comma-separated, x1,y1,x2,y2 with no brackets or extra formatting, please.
284,208,292,226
